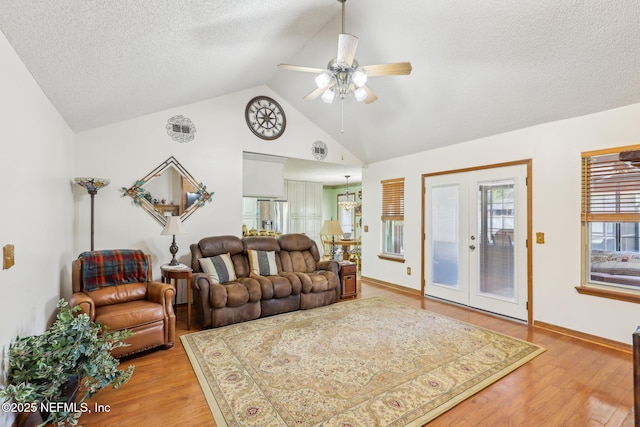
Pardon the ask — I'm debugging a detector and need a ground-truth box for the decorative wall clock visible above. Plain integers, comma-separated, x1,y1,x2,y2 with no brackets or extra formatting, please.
312,140,328,160
245,96,286,140
166,115,196,143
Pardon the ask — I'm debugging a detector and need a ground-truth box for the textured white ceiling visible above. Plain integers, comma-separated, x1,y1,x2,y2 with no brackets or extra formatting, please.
1,0,639,166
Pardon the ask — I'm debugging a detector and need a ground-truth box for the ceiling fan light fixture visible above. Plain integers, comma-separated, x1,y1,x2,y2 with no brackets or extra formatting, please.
321,89,336,104
315,72,332,89
354,87,367,102
351,69,367,87
277,0,411,105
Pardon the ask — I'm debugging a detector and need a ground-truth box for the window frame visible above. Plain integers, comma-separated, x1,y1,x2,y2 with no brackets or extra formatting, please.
577,144,640,303
379,177,405,261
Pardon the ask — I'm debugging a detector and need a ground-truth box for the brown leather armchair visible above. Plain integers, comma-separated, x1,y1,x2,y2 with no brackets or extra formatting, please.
69,250,175,358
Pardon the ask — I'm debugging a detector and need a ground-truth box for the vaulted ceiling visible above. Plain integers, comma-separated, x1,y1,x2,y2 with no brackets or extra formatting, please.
1,0,639,165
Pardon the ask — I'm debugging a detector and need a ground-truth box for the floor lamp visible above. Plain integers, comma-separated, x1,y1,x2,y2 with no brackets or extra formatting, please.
74,177,110,251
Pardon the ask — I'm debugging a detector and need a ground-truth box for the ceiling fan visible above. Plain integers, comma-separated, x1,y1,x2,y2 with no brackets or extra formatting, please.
278,0,412,104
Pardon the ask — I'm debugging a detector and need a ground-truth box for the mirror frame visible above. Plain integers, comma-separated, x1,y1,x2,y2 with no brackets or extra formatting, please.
122,156,213,226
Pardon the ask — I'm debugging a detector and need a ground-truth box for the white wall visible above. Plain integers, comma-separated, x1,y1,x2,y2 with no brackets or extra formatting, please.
362,102,640,344
74,86,361,301
0,31,75,425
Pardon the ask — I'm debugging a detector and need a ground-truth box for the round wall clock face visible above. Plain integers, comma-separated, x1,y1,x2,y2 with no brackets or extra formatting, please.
312,140,328,160
245,96,286,140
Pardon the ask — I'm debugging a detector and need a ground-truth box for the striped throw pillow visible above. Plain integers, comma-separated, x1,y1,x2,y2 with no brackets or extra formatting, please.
247,250,278,276
199,253,237,284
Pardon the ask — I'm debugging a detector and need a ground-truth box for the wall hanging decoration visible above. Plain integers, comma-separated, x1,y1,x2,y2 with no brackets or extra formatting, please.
121,156,212,226
312,140,328,160
166,115,196,143
245,96,286,140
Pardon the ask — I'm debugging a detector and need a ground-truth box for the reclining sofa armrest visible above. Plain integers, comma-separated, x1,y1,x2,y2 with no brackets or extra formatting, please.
70,292,95,321
317,259,339,277
147,281,176,317
192,271,213,304
316,259,342,301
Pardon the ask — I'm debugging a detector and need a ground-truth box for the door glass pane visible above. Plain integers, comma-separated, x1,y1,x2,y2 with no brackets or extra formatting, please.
478,181,515,300
432,185,459,286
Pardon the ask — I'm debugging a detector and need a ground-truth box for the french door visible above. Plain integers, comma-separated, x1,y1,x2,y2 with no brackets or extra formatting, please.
424,164,529,321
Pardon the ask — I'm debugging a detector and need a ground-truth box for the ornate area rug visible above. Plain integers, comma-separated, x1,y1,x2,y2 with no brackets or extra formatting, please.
181,297,544,426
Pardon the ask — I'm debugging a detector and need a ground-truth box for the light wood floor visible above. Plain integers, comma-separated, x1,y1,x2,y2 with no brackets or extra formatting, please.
71,280,633,426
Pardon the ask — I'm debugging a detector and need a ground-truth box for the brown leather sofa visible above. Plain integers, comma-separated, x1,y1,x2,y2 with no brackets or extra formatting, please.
70,251,176,358
190,233,340,328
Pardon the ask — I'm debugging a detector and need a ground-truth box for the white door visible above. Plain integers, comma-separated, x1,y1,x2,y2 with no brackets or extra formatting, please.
424,164,528,321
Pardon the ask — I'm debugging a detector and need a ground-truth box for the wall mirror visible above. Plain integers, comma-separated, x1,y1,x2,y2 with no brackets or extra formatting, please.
122,156,213,225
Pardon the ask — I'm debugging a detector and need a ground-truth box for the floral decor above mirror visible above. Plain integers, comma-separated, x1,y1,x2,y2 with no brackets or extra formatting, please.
122,156,213,226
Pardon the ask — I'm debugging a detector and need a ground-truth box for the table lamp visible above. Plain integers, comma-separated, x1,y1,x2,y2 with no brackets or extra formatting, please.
320,219,344,259
160,216,186,266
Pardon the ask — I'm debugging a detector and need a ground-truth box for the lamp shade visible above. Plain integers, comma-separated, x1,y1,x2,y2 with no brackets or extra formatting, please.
320,220,344,236
354,87,368,102
160,216,186,235
74,177,110,194
321,88,335,104
315,72,332,89
351,69,367,88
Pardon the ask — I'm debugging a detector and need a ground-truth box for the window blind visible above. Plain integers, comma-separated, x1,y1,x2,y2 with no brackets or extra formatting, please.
381,177,405,221
582,147,640,222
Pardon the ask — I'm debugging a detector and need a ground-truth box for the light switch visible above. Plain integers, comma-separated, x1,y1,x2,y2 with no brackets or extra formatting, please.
364,225,368,232
3,244,15,269
536,232,545,244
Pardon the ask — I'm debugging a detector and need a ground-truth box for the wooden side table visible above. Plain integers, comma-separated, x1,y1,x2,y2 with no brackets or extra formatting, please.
161,264,193,329
339,261,358,299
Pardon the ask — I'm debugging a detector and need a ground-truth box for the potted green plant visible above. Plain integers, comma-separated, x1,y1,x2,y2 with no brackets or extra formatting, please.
0,299,134,426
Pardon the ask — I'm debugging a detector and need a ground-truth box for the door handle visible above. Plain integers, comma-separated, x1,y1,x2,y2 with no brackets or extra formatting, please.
469,245,476,250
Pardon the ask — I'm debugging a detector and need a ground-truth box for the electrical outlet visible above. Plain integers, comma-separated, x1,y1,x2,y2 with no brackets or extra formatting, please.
3,244,15,269
407,267,411,275
364,225,368,232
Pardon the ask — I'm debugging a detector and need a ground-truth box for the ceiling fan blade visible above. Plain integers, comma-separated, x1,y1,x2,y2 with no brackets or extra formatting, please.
304,81,335,101
278,64,325,74
363,85,378,104
337,33,359,66
362,62,412,77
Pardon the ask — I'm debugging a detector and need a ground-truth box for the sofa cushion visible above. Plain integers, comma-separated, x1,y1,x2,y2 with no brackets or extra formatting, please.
199,253,237,284
210,282,250,308
94,299,164,330
248,250,279,276
291,272,338,293
243,236,281,252
198,235,244,258
88,282,148,307
280,250,317,273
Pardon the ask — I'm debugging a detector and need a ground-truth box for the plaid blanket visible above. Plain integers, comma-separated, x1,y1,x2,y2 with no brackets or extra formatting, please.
79,249,148,291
